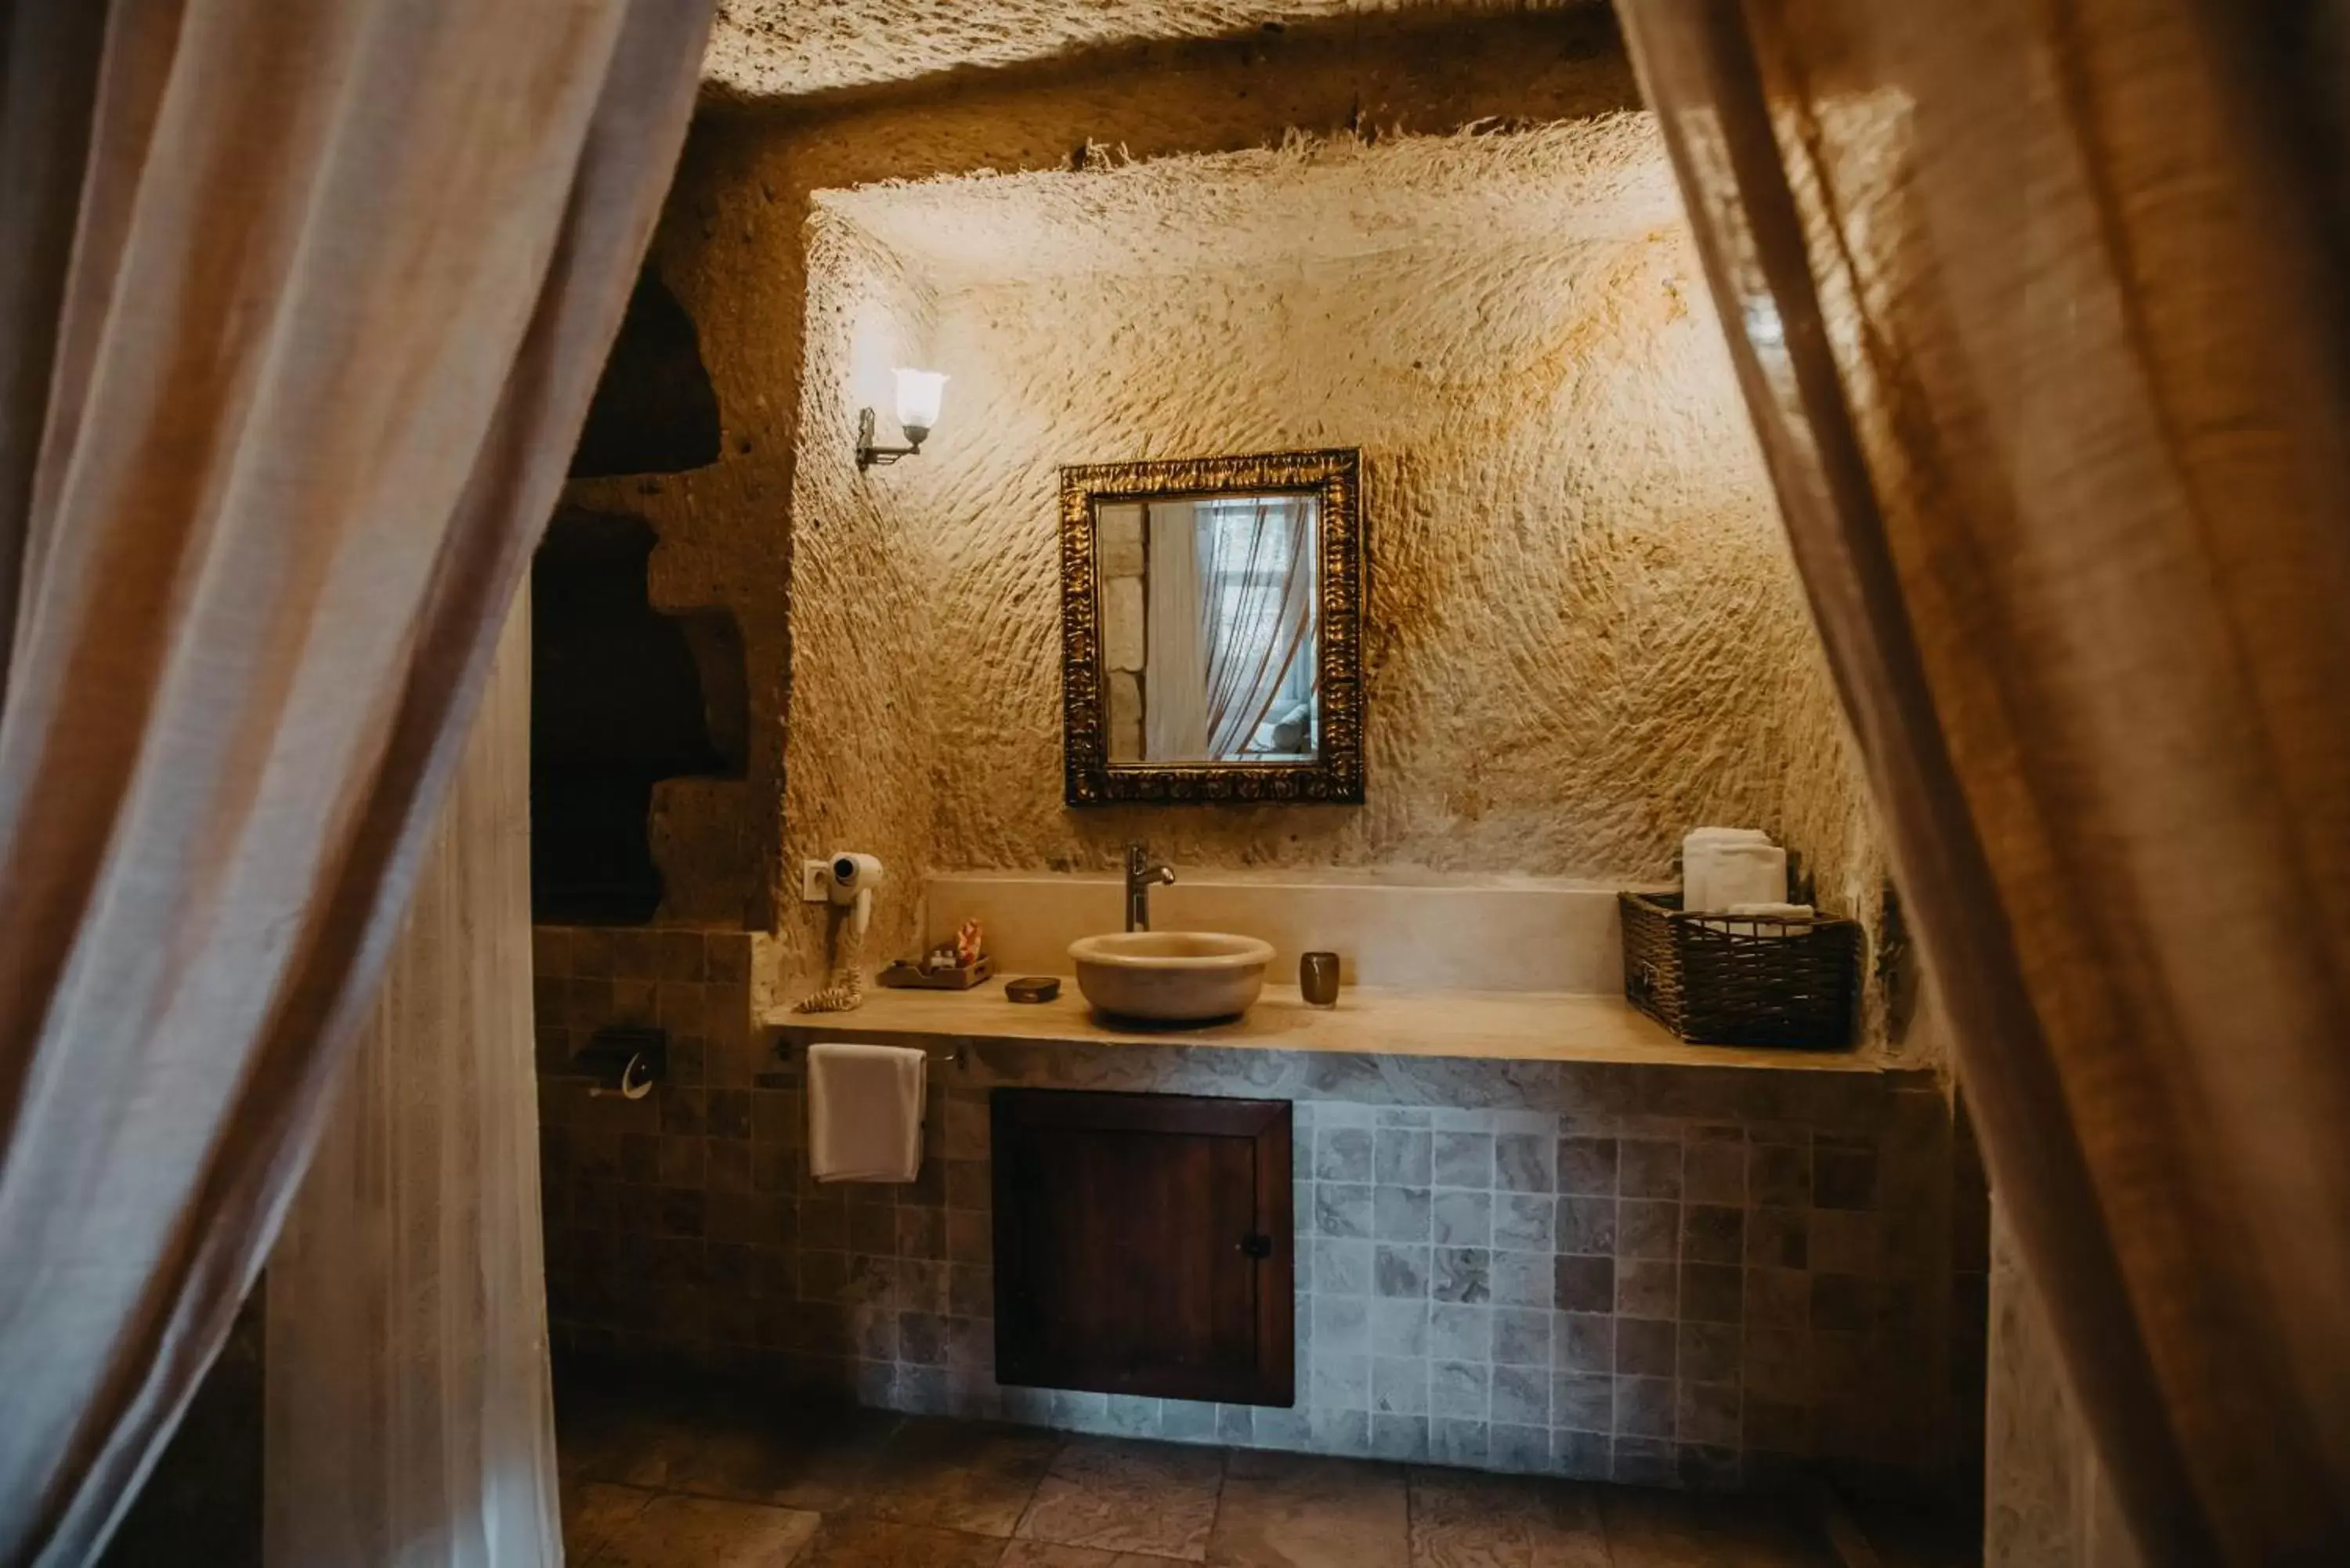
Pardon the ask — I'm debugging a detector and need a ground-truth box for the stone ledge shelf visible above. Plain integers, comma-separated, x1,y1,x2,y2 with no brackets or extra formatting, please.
767,980,1888,1071
766,982,1924,1126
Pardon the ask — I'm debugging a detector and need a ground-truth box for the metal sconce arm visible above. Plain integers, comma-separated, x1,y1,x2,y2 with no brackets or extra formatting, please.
856,406,928,469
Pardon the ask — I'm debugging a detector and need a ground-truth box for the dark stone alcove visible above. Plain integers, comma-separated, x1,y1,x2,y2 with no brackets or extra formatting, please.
568,269,722,479
531,508,742,925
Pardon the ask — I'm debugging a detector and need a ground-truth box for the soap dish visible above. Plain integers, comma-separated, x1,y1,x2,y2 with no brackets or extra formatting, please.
1004,976,1061,1004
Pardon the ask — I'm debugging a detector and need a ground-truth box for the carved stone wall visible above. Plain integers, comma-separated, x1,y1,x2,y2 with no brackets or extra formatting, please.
702,0,1603,103
591,9,1904,1064
560,2,1643,944
784,124,1886,1013
773,213,943,988
532,509,743,925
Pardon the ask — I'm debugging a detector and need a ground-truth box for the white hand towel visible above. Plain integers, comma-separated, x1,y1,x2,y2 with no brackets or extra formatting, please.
1680,827,1778,912
808,1042,926,1183
1708,841,1788,910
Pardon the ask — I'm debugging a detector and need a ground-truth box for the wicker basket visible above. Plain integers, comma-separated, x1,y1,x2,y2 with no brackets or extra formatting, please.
1618,891,1859,1049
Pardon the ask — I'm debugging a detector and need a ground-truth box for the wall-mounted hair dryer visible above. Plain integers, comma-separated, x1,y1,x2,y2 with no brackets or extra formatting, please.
826,851,884,938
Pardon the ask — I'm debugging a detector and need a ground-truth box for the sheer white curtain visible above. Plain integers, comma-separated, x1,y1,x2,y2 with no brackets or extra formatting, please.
0,3,709,1561
1144,500,1212,758
264,591,555,1567
1202,497,1315,757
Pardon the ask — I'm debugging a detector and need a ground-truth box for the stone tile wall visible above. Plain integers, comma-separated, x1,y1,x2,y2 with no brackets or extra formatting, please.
534,923,761,1367
531,923,757,1082
535,925,1960,1498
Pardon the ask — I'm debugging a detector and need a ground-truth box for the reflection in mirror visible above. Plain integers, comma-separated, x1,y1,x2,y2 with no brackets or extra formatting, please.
1099,493,1320,764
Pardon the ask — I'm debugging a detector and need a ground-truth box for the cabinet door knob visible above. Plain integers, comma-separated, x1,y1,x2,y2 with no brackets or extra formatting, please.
1238,1233,1274,1259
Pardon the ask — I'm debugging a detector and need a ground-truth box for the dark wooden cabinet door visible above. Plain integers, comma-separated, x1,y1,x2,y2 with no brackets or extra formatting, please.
992,1090,1292,1406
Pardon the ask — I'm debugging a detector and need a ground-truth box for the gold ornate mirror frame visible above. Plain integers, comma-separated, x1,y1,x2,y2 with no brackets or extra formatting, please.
1060,447,1365,806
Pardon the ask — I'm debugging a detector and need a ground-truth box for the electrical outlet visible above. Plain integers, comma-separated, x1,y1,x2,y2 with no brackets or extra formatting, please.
801,859,833,902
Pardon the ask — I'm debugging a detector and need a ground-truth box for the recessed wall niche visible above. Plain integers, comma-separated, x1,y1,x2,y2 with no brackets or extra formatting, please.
568,269,722,479
778,119,1883,989
530,508,744,924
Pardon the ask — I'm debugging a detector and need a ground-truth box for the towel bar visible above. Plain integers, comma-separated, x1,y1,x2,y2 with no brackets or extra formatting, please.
779,1038,964,1070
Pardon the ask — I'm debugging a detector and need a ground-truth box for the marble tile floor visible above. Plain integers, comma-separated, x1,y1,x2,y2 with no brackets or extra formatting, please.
556,1379,1856,1567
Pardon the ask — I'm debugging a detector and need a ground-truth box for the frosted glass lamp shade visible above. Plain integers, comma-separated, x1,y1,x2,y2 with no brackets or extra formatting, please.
893,369,947,439
855,369,948,468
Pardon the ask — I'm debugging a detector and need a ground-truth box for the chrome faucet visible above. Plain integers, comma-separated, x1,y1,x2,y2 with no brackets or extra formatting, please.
1124,842,1177,932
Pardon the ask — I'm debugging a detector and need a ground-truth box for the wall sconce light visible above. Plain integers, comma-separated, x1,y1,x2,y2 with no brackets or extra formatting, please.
857,368,948,469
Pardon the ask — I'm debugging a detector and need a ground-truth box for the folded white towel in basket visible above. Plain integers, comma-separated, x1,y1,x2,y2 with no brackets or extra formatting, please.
1681,828,1786,912
1712,901,1814,939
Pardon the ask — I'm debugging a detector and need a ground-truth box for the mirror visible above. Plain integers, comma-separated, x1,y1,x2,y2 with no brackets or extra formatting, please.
1061,449,1364,804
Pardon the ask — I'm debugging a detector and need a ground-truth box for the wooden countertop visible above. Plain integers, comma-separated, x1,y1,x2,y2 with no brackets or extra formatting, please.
765,979,1889,1075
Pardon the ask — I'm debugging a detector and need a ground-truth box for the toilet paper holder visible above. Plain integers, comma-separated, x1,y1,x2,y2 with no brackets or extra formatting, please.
574,1026,667,1098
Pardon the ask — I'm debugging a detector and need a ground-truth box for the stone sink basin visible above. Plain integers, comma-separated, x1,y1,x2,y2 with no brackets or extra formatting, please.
1068,930,1276,1023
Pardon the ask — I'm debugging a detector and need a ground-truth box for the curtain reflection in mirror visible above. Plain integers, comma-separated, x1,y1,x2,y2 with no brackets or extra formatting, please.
1144,502,1210,756
1125,494,1317,763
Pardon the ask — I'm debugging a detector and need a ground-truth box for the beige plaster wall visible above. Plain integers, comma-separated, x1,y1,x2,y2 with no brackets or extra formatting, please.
780,124,1885,1005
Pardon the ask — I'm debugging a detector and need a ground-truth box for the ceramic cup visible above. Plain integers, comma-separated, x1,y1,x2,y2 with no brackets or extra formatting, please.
1300,951,1341,1006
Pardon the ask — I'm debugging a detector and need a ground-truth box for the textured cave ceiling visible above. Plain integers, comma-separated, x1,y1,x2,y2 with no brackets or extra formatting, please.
703,0,1589,100
815,116,1683,288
